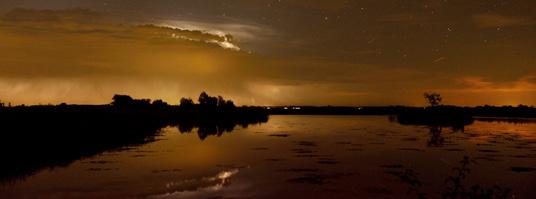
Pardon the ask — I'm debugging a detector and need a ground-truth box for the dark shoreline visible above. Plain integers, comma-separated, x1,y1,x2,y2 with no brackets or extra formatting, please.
265,105,536,118
0,104,269,183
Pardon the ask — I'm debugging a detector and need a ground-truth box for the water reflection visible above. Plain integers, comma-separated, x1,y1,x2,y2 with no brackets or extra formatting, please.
427,126,445,147
1,116,535,199
148,169,239,199
0,114,268,183
177,117,268,140
395,117,466,148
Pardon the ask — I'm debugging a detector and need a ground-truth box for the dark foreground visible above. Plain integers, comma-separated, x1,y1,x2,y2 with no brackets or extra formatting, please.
0,104,268,183
1,115,535,199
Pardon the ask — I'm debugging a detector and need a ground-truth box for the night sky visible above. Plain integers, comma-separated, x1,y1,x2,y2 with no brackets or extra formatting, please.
0,0,535,106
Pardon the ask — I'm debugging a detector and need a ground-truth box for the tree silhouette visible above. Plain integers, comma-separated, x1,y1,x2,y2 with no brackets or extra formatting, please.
179,97,195,108
111,94,151,107
111,94,134,107
217,95,236,109
424,92,442,107
198,91,218,108
152,99,168,107
224,99,236,109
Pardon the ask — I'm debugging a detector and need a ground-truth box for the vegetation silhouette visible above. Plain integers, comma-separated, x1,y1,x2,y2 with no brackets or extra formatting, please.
0,92,268,183
442,157,512,199
385,156,512,199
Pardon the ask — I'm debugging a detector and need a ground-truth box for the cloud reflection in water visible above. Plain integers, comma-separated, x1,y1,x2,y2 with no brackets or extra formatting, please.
149,169,240,199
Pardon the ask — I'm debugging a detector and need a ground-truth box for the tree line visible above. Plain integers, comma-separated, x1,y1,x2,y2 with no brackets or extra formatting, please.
110,91,235,109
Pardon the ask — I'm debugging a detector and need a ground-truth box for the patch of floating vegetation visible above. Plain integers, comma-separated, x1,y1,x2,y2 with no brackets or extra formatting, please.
380,164,404,169
215,164,248,169
346,148,363,151
294,154,321,158
286,173,352,185
402,137,419,141
510,167,536,173
474,156,501,162
265,158,284,162
478,149,500,153
130,154,149,158
278,168,319,173
317,158,339,165
87,168,117,172
397,148,423,152
151,169,181,174
294,141,317,147
444,148,464,152
286,174,326,185
291,148,317,154
369,142,386,145
364,187,393,195
335,141,352,145
85,160,117,164
268,134,290,137
250,147,269,150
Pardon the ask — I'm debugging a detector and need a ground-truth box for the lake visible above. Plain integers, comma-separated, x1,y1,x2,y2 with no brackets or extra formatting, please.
1,115,535,198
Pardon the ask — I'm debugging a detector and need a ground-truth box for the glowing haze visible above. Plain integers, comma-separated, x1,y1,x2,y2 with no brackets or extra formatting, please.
0,0,535,106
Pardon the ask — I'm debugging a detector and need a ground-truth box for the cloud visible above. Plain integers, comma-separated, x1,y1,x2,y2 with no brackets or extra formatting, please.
472,14,536,28
1,8,535,106
427,76,536,106
377,13,418,23
454,76,536,92
0,9,431,106
0,8,242,51
156,18,276,52
2,7,106,22
287,0,349,11
0,8,269,104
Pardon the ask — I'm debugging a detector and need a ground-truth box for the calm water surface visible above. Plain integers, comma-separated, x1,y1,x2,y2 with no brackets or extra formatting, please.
1,116,536,198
